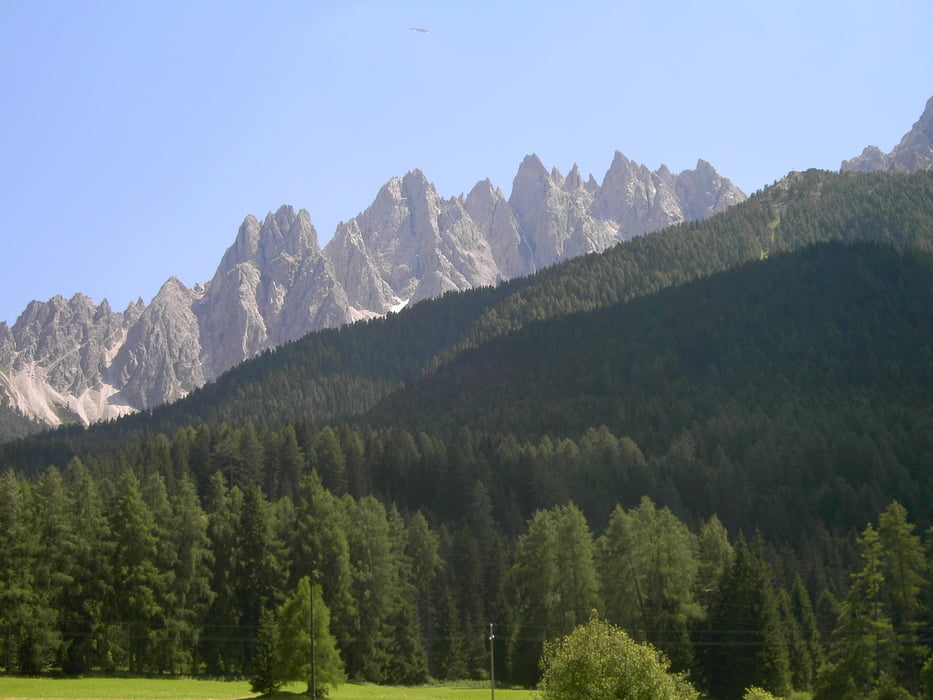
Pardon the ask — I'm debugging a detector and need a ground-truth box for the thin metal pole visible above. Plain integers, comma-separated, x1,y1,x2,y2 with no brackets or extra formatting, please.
310,579,317,699
489,622,495,700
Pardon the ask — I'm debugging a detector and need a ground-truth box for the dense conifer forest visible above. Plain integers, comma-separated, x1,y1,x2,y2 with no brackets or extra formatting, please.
2,169,933,698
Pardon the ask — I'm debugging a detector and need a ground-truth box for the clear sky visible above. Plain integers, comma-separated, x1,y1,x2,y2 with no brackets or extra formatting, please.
1,0,930,326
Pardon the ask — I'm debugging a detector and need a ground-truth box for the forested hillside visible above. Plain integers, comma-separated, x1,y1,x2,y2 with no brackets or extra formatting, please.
3,169,933,697
4,169,932,461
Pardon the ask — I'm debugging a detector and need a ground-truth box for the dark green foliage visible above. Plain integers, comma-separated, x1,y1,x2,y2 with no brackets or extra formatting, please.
506,502,600,687
699,537,791,700
0,469,60,673
596,497,702,671
0,403,46,443
817,504,931,697
7,170,933,460
2,170,933,691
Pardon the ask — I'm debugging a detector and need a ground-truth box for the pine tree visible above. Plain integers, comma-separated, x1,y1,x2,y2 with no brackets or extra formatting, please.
165,475,215,673
233,484,285,671
61,459,112,674
595,496,701,671
817,521,898,697
250,607,281,695
108,469,163,673
507,502,599,687
788,575,823,690
0,469,59,673
200,472,243,675
700,536,791,700
291,470,358,664
878,501,928,692
694,514,733,610
340,495,397,681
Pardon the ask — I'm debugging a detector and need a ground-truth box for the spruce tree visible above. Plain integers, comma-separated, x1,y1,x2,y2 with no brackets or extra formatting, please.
108,469,163,673
595,496,701,671
700,536,791,700
878,501,928,692
61,459,112,674
507,502,599,687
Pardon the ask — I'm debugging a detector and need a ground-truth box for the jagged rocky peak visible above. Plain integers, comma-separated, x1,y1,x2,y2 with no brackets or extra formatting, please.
259,206,320,261
511,154,551,196
842,96,933,173
590,151,648,221
217,206,320,277
676,159,748,221
562,164,585,192
463,178,501,225
110,276,204,409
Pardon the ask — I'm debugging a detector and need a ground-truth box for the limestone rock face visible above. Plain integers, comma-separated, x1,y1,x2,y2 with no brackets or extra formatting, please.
1,151,745,431
0,294,133,425
196,205,348,379
110,277,205,410
463,179,532,281
842,96,933,173
510,155,619,267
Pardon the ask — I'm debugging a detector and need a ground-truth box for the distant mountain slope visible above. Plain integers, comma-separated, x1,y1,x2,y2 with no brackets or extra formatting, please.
3,169,931,468
367,241,933,443
5,229,933,555
842,95,933,173
0,154,742,437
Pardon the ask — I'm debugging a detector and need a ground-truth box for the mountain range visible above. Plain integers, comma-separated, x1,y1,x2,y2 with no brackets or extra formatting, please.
1,95,931,440
5,165,933,542
0,154,743,434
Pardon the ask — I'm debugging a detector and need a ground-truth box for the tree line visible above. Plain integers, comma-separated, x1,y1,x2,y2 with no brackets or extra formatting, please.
3,453,933,698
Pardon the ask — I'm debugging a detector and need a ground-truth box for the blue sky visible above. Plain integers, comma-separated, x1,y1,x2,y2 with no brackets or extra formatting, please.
1,0,930,326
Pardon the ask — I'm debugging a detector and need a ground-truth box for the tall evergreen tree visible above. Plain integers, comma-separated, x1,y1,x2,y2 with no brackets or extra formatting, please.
258,576,345,696
164,475,215,673
788,575,823,691
507,502,599,687
200,472,244,675
108,469,163,673
0,470,59,673
700,536,791,700
404,511,443,673
595,496,701,670
340,495,397,681
384,505,429,685
291,471,358,667
818,522,898,697
694,514,733,610
878,501,929,692
32,467,74,672
61,458,113,674
233,484,285,671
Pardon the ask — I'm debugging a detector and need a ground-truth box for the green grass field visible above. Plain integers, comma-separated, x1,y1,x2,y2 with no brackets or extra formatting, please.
0,677,536,700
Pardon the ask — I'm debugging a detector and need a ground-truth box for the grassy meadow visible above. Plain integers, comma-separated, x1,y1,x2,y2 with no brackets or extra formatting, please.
0,677,535,700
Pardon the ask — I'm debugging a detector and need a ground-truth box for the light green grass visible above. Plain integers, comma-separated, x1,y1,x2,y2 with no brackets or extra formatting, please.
0,677,535,700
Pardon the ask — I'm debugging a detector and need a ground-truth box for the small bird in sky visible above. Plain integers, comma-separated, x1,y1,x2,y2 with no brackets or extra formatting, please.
409,26,430,33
